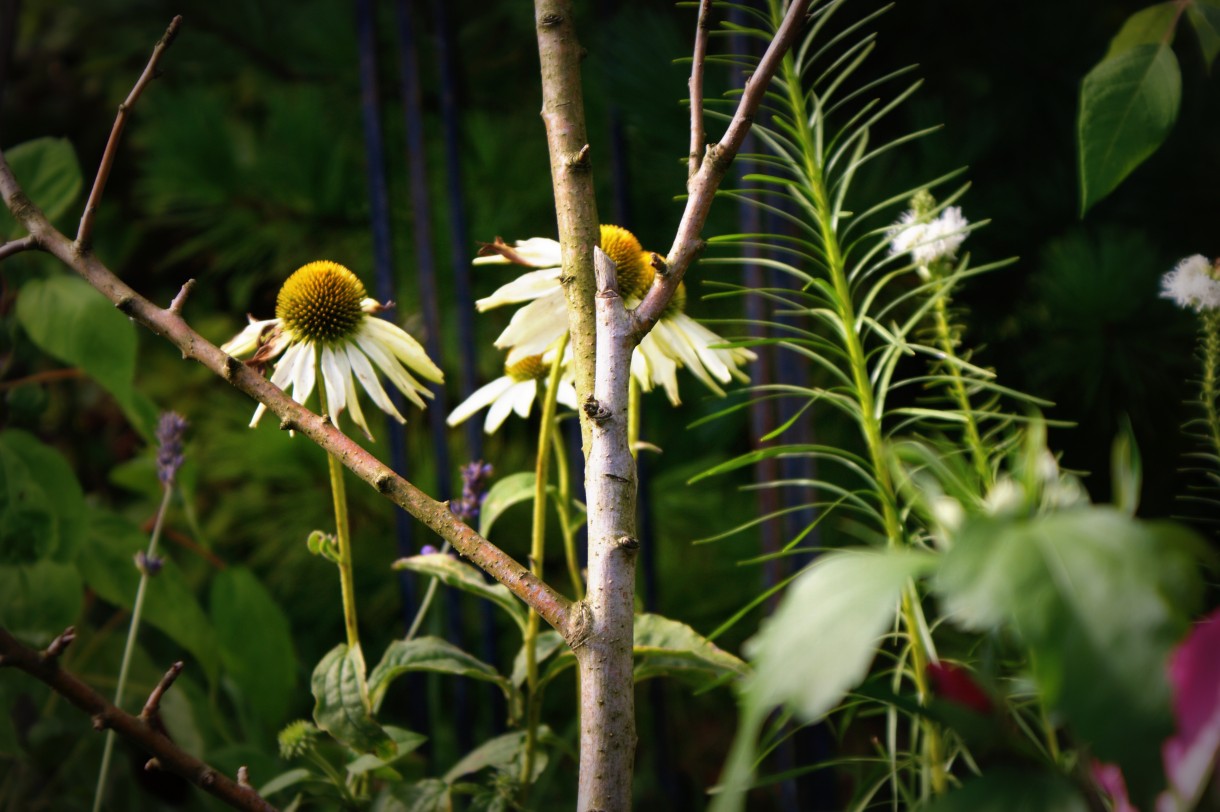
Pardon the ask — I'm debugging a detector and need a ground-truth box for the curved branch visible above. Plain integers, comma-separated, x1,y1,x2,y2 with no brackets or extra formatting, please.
0,234,37,260
0,626,278,812
631,0,811,339
0,151,576,641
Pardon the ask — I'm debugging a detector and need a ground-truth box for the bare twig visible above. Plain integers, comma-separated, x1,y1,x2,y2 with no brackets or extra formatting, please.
43,626,77,661
632,0,811,338
140,660,184,721
0,626,278,812
168,278,196,315
687,0,713,183
75,15,182,249
0,234,37,260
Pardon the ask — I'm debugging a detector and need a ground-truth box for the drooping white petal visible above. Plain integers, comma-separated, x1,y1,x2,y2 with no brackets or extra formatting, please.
476,268,564,311
447,376,515,427
288,342,318,406
361,317,444,383
496,291,570,362
345,343,406,424
668,312,734,383
655,319,725,396
472,237,562,268
355,330,430,410
222,317,281,357
484,381,530,434
556,380,579,410
635,332,681,405
319,345,347,419
337,350,373,440
511,380,537,418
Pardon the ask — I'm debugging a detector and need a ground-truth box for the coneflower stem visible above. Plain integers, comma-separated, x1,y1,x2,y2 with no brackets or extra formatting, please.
317,377,361,653
522,336,569,797
628,374,641,459
92,483,174,812
552,423,583,599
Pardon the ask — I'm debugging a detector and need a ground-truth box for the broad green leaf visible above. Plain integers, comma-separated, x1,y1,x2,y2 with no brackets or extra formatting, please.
77,510,220,682
392,553,527,635
311,643,395,757
211,567,297,727
1078,44,1181,214
16,275,148,432
259,768,314,798
0,560,82,645
0,137,82,238
743,549,935,721
0,431,86,564
373,778,451,812
920,767,1088,812
368,636,509,712
511,630,565,688
936,508,1203,805
478,472,537,537
0,442,59,566
1104,3,1178,60
1187,0,1220,68
632,613,748,685
346,726,427,778
443,727,550,784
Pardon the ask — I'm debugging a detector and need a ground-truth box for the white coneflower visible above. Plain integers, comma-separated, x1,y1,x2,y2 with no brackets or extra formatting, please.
222,260,443,440
889,205,970,266
475,224,755,404
1160,255,1220,312
447,349,577,434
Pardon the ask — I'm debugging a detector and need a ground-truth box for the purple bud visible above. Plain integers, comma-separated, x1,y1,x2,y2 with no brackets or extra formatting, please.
420,544,439,556
135,550,164,576
155,412,189,485
450,460,494,525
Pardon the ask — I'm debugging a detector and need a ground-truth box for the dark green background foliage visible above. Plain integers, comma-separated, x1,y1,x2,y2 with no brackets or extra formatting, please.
0,0,1217,809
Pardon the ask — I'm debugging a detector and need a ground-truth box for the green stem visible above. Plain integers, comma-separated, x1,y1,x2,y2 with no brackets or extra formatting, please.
521,337,568,797
628,374,641,460
1201,311,1220,468
770,3,945,793
316,372,361,653
931,285,991,488
552,422,584,599
92,484,174,812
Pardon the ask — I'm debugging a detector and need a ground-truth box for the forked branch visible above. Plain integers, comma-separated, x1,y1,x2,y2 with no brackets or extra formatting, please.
0,626,278,812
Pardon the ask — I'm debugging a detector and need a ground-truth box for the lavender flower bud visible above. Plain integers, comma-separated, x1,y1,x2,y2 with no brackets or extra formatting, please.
420,544,439,556
135,550,164,576
449,460,494,525
155,412,189,485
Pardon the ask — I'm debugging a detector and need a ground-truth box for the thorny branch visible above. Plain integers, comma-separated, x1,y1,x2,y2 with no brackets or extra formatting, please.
632,0,812,339
0,626,278,812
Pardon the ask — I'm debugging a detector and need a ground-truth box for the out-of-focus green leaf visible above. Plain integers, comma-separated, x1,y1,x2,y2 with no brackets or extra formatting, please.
0,431,86,564
478,472,537,538
0,560,82,645
443,727,550,784
373,778,451,812
311,643,395,757
392,553,526,635
259,768,314,798
1104,3,1179,60
211,566,297,727
15,275,157,436
743,549,935,721
368,636,509,713
0,138,82,238
1187,0,1220,68
1111,422,1142,516
919,767,1088,812
1078,44,1180,214
511,630,565,688
77,510,220,682
935,508,1203,805
633,613,748,685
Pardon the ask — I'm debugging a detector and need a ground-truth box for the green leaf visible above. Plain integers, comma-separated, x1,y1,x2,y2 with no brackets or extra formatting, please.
511,630,565,688
935,508,1203,805
1078,44,1181,214
1187,0,1220,68
0,431,86,565
443,728,550,784
374,778,452,812
1111,421,1142,516
258,767,314,798
478,472,537,538
210,567,297,727
15,275,151,433
1104,3,1179,60
311,643,395,757
368,636,509,713
0,560,82,645
392,554,527,635
0,138,82,238
743,549,935,721
77,510,220,682
920,767,1088,812
632,613,748,685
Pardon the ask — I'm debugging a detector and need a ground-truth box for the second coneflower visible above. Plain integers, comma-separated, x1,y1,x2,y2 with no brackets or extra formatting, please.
222,260,443,439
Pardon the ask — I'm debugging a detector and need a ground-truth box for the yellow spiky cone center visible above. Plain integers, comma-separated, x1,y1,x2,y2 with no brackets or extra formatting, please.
505,354,548,382
276,261,367,344
599,224,652,299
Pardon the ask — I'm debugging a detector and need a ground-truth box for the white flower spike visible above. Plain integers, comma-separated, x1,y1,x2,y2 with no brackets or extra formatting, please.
1160,255,1220,312
222,260,443,440
888,199,970,266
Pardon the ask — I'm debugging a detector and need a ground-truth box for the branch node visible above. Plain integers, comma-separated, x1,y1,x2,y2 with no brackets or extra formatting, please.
237,766,251,788
539,11,563,27
320,414,332,426
278,417,297,432
146,757,162,771
199,769,216,788
141,660,184,721
582,396,612,424
169,279,196,314
223,354,243,381
649,252,668,276
42,626,76,663
565,601,594,650
115,295,137,316
565,144,591,171
374,472,395,494
92,713,108,732
616,536,640,553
